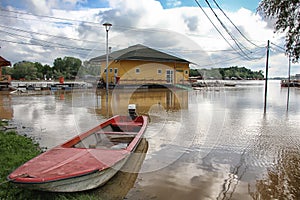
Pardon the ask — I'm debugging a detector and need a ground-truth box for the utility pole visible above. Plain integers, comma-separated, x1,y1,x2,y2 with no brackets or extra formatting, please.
264,40,270,114
286,54,291,111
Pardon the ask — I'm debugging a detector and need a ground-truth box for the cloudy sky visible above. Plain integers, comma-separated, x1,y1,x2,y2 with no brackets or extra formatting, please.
0,0,299,77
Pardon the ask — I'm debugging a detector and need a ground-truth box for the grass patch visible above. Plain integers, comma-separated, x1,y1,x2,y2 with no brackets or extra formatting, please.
0,129,101,200
0,130,41,199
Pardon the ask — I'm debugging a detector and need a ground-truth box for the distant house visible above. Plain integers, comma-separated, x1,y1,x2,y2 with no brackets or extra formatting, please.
0,56,12,90
88,44,190,88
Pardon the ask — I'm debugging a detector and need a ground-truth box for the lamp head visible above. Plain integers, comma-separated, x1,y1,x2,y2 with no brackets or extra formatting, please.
103,22,112,31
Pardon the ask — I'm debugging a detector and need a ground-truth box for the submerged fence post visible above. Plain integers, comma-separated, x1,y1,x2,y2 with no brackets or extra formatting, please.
264,40,270,114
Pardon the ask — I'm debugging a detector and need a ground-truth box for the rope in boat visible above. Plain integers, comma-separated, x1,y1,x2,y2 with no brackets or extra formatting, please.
0,173,29,186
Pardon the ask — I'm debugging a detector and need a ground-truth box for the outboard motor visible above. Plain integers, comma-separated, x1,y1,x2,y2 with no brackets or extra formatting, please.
128,104,137,120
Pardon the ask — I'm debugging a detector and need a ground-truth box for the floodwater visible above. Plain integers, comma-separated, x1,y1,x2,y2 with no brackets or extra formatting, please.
1,80,300,199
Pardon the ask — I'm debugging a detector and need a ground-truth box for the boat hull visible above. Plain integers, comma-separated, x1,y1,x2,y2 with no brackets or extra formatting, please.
12,154,130,192
8,115,148,192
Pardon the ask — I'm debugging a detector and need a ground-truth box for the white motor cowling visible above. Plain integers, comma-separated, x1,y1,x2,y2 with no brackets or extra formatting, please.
128,104,137,120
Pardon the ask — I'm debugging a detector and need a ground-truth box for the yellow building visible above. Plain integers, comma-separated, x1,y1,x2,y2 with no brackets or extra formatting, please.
89,44,190,88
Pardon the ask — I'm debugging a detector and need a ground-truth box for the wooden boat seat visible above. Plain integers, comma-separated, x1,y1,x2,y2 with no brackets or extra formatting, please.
110,123,142,132
77,132,136,150
102,131,138,136
111,122,143,127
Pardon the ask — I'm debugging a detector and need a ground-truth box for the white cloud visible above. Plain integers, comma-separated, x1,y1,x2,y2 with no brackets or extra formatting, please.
166,0,182,7
0,0,299,77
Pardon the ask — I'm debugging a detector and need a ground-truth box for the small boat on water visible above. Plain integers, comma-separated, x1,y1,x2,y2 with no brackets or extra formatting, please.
8,104,148,192
281,79,300,87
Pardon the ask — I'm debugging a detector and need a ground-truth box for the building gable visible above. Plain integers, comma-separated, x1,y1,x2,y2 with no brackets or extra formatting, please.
89,44,190,64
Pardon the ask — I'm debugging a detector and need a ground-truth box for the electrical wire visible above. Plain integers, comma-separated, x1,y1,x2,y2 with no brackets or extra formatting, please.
0,29,102,52
202,0,253,60
0,4,267,66
0,7,100,26
211,0,260,47
0,24,102,45
270,42,286,53
0,8,181,35
196,47,266,68
0,38,98,57
193,0,251,60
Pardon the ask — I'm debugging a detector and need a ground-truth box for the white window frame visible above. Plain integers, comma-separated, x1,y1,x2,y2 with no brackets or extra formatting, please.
166,69,174,84
135,68,140,74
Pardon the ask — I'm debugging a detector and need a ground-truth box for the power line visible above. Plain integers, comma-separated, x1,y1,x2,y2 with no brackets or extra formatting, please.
211,0,260,48
0,5,265,52
0,5,267,66
0,24,102,45
0,5,265,47
194,0,250,60
196,47,266,68
202,0,253,60
0,29,105,52
0,7,181,35
0,7,101,26
270,42,286,52
0,38,98,58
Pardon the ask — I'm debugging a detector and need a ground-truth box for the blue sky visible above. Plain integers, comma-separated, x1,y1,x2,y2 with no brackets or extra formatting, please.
0,0,261,11
160,0,261,11
0,0,298,77
83,0,262,11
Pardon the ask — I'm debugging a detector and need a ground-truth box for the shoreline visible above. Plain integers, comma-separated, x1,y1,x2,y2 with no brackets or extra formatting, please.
0,119,101,200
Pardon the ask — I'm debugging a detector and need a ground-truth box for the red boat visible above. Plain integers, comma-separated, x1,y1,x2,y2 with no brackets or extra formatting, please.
8,105,148,192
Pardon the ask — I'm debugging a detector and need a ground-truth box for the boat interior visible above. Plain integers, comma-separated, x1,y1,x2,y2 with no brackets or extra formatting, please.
73,122,142,150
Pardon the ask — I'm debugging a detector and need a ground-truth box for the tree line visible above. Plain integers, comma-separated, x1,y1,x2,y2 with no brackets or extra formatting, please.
190,66,264,80
2,56,99,81
2,56,264,81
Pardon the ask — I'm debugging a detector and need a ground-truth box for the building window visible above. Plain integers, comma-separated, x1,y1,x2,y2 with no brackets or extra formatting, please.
109,68,113,73
185,70,188,75
157,69,162,74
135,68,140,74
114,68,118,74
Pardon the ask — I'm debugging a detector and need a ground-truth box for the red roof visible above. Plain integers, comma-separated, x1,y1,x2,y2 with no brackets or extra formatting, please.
0,56,11,67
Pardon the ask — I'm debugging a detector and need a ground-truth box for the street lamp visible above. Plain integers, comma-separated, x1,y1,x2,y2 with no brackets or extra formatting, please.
103,22,112,94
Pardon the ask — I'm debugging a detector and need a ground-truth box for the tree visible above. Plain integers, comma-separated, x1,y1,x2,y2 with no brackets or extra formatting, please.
257,0,300,62
12,61,38,80
189,69,201,77
53,57,82,79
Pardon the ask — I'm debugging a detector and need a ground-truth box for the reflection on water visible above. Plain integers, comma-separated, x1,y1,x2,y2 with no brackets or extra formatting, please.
1,81,300,199
0,93,13,119
252,147,300,199
89,138,149,199
93,88,188,117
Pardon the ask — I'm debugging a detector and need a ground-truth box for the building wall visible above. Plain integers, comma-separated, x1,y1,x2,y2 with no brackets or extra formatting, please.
100,60,189,85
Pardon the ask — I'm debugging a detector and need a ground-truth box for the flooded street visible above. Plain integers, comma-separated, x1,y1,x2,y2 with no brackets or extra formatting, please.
1,80,300,199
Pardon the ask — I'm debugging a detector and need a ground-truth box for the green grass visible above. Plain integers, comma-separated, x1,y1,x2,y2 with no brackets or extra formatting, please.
0,130,42,199
0,128,101,200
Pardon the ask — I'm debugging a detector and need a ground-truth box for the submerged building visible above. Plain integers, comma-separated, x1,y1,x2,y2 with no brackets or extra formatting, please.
89,44,190,88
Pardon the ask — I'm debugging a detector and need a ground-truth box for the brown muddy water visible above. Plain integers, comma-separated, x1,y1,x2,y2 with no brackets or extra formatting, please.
1,80,300,199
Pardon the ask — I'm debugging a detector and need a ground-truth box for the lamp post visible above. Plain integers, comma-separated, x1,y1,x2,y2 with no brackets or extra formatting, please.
103,22,112,94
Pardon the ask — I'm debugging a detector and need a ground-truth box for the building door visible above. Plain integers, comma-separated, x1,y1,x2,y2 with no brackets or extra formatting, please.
114,68,118,84
166,69,174,84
